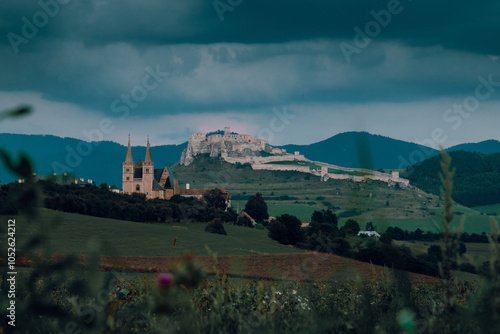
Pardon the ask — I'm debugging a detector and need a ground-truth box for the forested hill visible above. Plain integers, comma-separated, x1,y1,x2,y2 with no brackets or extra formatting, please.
279,132,440,169
401,151,500,207
448,139,500,154
0,134,187,186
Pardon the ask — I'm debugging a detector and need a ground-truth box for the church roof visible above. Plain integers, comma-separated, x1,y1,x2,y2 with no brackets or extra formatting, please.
144,138,152,163
134,167,143,179
152,178,164,190
125,137,134,163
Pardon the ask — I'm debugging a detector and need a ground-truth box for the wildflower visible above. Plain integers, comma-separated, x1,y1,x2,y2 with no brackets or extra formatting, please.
292,290,297,295
157,273,174,290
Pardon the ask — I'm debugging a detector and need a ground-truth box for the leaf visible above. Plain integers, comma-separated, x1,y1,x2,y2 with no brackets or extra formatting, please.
0,150,34,178
0,105,32,122
17,155,33,178
8,105,32,117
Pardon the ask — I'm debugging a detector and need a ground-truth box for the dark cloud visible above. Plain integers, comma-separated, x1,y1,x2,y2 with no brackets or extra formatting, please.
0,0,499,142
2,0,500,53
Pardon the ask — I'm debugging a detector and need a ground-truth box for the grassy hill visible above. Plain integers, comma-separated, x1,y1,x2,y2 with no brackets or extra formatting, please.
401,151,500,207
171,155,500,234
8,208,304,257
171,155,443,223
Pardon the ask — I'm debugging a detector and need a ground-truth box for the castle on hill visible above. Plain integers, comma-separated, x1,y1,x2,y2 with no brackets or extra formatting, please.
122,137,231,205
180,126,285,165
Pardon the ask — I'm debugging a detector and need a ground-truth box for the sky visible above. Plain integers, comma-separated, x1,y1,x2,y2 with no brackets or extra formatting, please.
0,0,499,148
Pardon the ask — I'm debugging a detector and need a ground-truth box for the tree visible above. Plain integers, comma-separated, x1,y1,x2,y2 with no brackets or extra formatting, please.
386,226,405,240
244,193,269,222
365,222,376,231
276,214,304,245
203,188,227,210
311,210,323,223
427,244,443,263
344,219,360,234
458,242,467,256
268,221,288,244
310,209,337,226
323,209,338,227
205,218,227,235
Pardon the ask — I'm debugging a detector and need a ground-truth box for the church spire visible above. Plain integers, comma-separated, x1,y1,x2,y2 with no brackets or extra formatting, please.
125,135,134,163
144,135,152,163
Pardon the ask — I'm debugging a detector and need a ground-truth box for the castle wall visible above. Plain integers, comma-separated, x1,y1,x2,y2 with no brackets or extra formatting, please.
222,154,307,165
251,164,311,173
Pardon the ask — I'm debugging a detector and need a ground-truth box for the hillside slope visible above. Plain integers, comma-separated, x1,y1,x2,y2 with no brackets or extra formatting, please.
279,132,439,169
448,139,500,154
172,155,442,222
401,151,500,207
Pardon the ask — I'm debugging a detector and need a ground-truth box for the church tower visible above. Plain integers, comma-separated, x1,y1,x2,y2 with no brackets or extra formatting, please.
142,136,154,199
122,136,134,194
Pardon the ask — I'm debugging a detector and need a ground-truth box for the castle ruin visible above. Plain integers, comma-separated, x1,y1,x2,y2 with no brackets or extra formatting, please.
179,127,285,166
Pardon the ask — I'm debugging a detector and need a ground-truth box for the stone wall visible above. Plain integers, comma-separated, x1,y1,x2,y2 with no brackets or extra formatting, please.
222,154,307,165
251,164,311,173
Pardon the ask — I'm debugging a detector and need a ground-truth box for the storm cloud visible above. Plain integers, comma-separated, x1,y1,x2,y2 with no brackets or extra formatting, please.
0,0,499,146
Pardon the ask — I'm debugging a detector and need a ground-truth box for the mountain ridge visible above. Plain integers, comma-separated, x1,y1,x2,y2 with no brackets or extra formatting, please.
1,132,499,186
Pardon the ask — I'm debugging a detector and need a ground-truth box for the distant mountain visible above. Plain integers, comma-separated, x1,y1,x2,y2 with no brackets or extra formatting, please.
0,134,187,186
278,132,440,169
2,132,499,188
448,140,500,154
401,151,500,207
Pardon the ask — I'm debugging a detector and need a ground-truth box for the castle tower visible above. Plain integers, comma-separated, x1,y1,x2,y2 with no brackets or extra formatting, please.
122,136,134,194
142,137,154,199
224,126,230,136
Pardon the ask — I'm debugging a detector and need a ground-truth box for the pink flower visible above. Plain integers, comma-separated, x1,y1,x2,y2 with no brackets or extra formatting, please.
158,273,174,289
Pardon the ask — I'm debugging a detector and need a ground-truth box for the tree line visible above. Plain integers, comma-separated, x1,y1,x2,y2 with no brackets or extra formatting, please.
0,180,237,224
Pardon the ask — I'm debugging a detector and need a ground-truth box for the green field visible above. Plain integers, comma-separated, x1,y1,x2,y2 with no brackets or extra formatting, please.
394,239,495,268
6,209,305,257
472,203,500,215
266,204,317,221
429,204,481,215
341,215,500,234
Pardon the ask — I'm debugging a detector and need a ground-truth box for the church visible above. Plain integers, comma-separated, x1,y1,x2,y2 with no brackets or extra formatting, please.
122,137,231,207
122,137,178,199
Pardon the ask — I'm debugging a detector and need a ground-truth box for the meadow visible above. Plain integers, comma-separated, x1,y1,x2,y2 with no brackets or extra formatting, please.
473,203,500,215
6,209,304,257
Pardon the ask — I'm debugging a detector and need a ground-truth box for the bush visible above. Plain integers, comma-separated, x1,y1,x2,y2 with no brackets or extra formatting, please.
236,215,253,227
205,218,227,235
